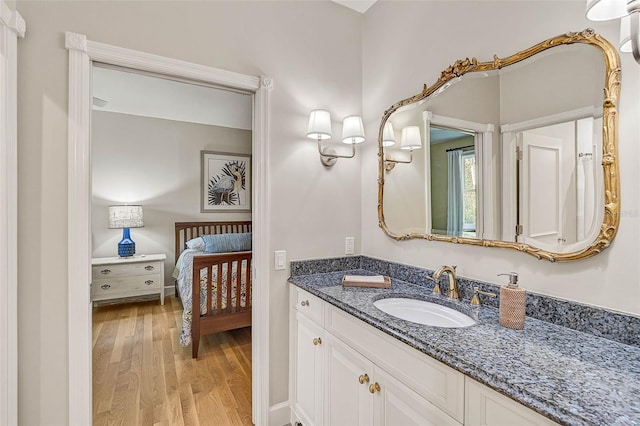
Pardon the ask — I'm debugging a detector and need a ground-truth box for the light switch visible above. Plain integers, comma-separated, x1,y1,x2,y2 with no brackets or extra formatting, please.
345,237,355,255
275,250,286,271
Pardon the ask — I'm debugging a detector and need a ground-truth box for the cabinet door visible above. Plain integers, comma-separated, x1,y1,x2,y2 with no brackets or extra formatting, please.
324,335,374,426
465,378,557,426
373,366,461,426
292,312,324,426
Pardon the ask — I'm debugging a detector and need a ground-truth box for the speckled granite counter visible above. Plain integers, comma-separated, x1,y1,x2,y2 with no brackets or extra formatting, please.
288,269,640,426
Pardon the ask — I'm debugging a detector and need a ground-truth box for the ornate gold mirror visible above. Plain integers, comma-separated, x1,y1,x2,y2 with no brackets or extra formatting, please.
378,29,620,261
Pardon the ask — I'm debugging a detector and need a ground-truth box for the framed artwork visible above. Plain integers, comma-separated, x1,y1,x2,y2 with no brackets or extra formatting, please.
201,151,251,212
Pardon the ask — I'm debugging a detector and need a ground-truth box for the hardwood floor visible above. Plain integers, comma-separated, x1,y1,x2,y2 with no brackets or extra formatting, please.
92,296,252,426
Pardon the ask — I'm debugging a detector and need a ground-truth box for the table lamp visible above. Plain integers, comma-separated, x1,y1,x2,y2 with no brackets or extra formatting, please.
108,205,144,257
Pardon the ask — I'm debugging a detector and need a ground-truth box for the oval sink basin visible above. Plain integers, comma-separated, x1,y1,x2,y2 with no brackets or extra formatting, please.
373,298,476,328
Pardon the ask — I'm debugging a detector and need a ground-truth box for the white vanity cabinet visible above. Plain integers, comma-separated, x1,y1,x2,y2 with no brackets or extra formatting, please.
289,285,558,426
290,285,462,426
323,333,373,425
465,377,558,426
290,289,326,426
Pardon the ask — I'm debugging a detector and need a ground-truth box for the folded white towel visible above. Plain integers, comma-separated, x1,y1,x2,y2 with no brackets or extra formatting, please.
343,275,386,283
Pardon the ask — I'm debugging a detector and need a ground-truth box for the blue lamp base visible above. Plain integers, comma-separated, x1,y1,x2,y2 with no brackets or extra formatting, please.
118,227,136,257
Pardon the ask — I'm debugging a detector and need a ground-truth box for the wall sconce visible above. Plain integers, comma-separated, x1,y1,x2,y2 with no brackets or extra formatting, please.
108,205,144,257
307,109,365,167
585,0,640,64
384,125,422,172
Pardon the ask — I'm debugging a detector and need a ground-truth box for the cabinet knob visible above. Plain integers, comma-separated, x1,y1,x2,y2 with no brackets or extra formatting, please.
100,269,111,275
144,265,154,271
100,284,111,290
369,382,381,394
313,337,322,346
145,280,154,286
358,374,370,384
300,300,309,307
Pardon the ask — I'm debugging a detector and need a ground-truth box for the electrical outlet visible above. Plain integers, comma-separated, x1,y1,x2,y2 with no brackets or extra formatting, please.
345,237,355,255
274,250,286,271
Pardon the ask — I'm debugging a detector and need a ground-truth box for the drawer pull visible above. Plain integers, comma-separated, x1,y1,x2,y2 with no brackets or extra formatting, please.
100,269,111,275
313,337,322,346
300,300,309,307
100,284,111,290
359,374,370,384
369,382,381,394
144,265,154,271
145,280,154,286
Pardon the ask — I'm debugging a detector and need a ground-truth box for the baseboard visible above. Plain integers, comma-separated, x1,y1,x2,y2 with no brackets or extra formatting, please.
269,400,291,426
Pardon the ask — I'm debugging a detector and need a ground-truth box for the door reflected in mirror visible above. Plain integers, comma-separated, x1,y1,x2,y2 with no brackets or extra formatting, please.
378,29,620,261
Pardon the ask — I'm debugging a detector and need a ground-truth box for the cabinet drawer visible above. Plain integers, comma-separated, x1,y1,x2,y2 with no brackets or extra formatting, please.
325,305,464,423
92,261,161,280
93,274,162,296
292,286,324,325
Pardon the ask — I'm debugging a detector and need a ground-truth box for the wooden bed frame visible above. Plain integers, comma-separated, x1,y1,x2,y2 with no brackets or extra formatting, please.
174,221,252,358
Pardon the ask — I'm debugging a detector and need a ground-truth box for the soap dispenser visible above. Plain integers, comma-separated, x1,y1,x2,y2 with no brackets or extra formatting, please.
498,272,526,329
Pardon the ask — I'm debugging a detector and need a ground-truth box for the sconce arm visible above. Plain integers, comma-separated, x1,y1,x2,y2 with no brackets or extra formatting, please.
384,150,414,171
317,139,356,167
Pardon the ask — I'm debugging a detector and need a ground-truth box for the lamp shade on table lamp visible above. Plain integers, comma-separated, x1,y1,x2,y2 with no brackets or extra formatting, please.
108,205,144,257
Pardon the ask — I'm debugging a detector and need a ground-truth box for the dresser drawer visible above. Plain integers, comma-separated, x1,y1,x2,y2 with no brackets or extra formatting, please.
93,274,162,296
92,260,161,279
292,286,324,325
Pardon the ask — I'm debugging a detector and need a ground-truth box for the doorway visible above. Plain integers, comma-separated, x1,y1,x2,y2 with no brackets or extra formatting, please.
66,32,271,425
90,64,254,423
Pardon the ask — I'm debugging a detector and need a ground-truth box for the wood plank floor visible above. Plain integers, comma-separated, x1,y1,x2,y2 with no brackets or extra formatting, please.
92,296,252,426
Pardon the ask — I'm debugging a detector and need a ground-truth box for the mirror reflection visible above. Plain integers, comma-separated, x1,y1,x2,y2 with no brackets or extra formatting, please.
379,31,619,260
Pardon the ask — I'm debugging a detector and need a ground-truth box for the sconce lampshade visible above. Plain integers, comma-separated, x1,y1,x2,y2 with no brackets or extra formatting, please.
585,0,627,21
108,205,144,257
307,109,332,140
620,14,632,52
342,115,365,144
400,126,422,150
382,122,396,147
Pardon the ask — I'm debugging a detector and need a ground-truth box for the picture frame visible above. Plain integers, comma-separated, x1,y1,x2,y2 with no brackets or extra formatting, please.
200,150,251,213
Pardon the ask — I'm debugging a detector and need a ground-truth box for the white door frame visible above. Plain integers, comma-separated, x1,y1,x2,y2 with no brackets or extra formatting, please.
0,3,25,425
65,32,271,425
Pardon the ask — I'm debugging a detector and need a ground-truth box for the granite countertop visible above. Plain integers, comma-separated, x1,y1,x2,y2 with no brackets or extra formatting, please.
288,270,640,426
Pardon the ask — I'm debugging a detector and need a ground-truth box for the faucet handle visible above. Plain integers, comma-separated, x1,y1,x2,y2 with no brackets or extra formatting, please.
470,287,497,305
426,274,441,295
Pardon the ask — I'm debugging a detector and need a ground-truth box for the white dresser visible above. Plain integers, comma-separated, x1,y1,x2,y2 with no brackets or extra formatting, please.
91,254,166,305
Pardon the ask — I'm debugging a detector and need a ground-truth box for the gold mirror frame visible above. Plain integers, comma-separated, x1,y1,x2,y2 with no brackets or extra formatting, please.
377,29,620,262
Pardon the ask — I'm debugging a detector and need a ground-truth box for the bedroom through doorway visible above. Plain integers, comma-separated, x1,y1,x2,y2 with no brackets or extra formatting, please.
90,64,255,425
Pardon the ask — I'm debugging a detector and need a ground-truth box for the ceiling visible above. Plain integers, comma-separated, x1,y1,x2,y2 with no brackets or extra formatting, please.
92,66,253,130
332,0,378,13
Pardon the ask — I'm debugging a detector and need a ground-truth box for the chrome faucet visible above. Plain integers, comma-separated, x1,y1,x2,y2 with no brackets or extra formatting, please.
427,265,459,300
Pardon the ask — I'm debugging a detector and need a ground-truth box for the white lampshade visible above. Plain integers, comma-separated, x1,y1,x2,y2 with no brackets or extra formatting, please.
342,115,365,144
382,122,396,147
108,205,144,229
585,0,628,21
307,109,332,140
400,126,422,150
620,14,632,52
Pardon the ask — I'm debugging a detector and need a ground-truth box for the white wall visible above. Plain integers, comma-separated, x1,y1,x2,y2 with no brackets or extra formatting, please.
362,1,640,315
17,1,363,424
91,111,252,287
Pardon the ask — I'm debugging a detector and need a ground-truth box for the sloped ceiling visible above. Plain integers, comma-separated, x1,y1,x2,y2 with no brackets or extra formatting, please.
332,0,378,14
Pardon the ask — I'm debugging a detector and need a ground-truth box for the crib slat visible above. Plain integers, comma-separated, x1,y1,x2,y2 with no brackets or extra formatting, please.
226,260,232,312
